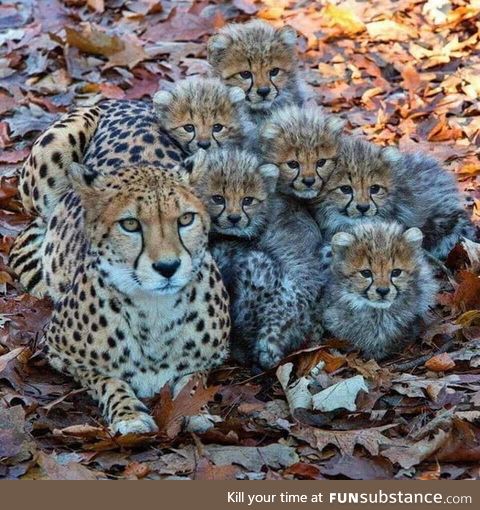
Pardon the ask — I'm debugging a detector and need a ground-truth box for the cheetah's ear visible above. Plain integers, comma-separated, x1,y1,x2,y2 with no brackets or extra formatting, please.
380,146,402,167
69,162,100,189
207,34,232,65
228,87,246,105
153,90,173,118
331,231,355,256
178,149,208,187
326,115,346,140
258,163,279,193
403,227,423,248
277,25,297,47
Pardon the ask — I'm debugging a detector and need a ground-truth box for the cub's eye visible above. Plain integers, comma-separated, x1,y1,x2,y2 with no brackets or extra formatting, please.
240,71,252,79
270,68,280,77
242,197,255,206
317,159,327,168
183,124,195,133
119,218,141,233
360,269,372,278
178,212,195,227
211,195,225,205
340,185,353,194
370,184,381,194
212,124,224,133
287,160,299,169
391,269,402,277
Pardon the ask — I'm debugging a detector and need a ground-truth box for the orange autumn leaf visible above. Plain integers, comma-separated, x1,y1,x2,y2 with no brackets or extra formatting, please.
322,3,365,35
425,353,456,372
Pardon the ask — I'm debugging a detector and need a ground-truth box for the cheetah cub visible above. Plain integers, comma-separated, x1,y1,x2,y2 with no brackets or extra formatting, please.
208,20,307,117
314,137,475,259
260,105,344,200
321,221,438,360
39,164,229,434
188,148,328,370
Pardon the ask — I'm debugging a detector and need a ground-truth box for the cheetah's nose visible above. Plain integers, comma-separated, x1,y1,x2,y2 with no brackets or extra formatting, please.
227,214,241,225
376,287,390,297
356,203,370,214
257,86,271,98
197,140,211,150
152,259,181,278
302,177,315,188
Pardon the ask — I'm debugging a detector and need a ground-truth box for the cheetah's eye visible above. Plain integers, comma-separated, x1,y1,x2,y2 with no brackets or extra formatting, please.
360,269,372,278
391,269,402,277
211,195,225,205
340,185,353,194
178,212,195,227
287,160,299,169
212,124,224,133
240,71,252,79
270,68,280,77
242,197,255,206
370,184,381,194
119,218,141,233
317,159,327,168
183,124,195,133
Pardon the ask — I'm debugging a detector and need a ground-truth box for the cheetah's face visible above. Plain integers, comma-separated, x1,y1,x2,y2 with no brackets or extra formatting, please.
153,78,249,154
260,107,344,200
323,139,396,220
187,148,278,239
331,224,423,309
72,164,210,296
208,21,298,111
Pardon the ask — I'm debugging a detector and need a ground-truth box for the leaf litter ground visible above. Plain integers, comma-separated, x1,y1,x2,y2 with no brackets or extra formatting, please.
1,0,480,480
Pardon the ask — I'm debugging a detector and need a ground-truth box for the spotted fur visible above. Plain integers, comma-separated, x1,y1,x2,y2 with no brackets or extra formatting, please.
313,137,475,258
30,164,229,434
321,221,438,360
261,105,344,200
208,20,306,118
188,148,328,370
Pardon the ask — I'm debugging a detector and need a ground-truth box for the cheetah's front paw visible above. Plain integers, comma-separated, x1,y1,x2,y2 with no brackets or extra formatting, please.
111,412,158,435
255,339,283,370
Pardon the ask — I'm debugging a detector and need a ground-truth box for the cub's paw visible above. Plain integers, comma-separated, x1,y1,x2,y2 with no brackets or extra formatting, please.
254,339,283,371
111,412,158,436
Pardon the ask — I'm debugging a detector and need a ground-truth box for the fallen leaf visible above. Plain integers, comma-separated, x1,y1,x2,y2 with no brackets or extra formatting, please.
313,375,368,412
65,25,124,57
425,352,456,372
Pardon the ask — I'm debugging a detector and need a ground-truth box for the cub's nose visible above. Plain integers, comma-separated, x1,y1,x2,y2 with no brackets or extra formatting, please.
152,259,181,278
197,140,211,150
227,214,241,225
356,203,370,214
302,177,315,188
376,287,390,297
257,86,271,98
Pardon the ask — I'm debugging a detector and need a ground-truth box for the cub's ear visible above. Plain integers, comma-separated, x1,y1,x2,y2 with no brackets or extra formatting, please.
380,146,402,167
228,86,246,105
277,25,297,47
331,231,355,255
153,90,173,118
403,227,423,248
177,149,208,187
207,34,232,65
258,163,279,193
326,115,345,140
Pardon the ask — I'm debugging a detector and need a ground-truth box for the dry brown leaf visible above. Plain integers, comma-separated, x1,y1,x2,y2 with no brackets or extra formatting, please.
65,25,124,57
425,352,456,372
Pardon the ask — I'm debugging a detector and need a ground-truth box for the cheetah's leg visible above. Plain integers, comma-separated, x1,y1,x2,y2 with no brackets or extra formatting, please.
76,368,158,435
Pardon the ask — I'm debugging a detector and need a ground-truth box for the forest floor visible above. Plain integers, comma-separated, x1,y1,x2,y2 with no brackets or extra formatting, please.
1,0,480,480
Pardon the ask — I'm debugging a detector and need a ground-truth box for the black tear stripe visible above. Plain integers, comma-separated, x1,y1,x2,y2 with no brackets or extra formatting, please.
177,223,192,258
241,205,251,228
133,226,145,271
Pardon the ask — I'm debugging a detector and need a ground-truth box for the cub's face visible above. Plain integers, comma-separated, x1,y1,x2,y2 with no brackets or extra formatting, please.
153,78,249,153
208,20,298,112
322,139,395,220
72,164,209,296
188,148,278,239
261,107,343,199
331,224,423,309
